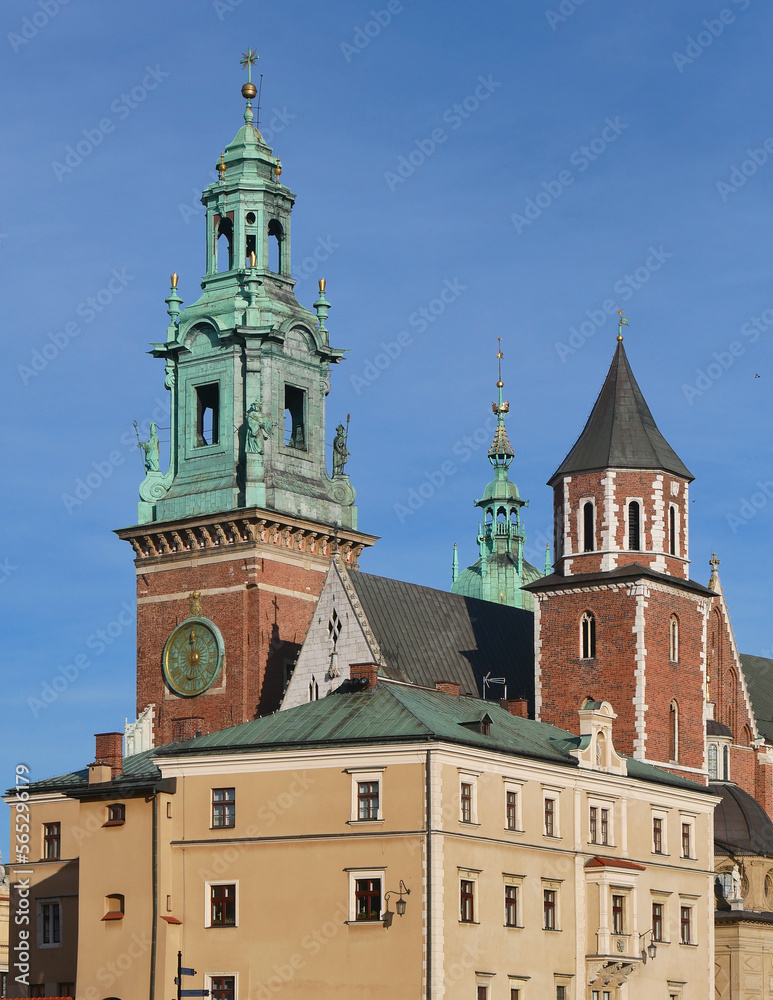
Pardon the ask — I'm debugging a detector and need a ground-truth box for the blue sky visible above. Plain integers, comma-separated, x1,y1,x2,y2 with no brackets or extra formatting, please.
2,0,773,849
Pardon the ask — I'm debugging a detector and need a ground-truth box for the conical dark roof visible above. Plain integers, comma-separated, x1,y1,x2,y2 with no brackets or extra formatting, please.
549,341,693,485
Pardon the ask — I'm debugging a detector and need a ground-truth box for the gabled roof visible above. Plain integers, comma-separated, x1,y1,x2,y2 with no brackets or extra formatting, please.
549,341,693,485
740,654,773,744
347,570,534,701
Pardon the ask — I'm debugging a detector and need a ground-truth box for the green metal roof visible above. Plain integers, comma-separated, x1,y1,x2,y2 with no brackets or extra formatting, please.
740,654,773,744
16,749,160,796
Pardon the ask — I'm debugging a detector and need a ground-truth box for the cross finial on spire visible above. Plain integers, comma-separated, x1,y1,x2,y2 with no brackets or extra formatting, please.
617,310,629,342
709,552,721,591
240,47,258,84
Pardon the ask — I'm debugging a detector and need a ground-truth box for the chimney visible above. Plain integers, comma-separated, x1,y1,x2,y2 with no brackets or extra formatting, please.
500,698,529,718
350,663,379,689
436,680,461,697
88,763,112,785
94,732,123,779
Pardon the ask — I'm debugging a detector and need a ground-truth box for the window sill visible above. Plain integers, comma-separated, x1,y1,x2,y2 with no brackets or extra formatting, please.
347,819,385,826
459,920,480,926
210,826,236,832
459,820,481,827
543,834,562,840
207,924,237,929
345,919,383,926
103,820,125,828
679,942,698,948
652,852,671,858
504,924,524,930
543,927,562,932
102,912,124,921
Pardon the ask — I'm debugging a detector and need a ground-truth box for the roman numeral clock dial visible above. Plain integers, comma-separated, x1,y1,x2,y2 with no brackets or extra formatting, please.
163,617,224,697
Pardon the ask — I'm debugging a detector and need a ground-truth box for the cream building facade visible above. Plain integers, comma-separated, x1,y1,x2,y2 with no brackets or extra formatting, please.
8,680,716,1000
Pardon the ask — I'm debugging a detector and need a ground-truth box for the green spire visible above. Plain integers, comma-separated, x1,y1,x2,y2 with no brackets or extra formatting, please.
489,337,515,470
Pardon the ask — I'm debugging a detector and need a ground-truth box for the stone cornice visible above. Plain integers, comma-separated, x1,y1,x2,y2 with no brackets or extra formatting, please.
115,508,378,568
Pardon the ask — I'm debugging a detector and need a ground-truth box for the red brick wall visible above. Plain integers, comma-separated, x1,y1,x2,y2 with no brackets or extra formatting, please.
537,582,705,772
136,551,328,745
553,470,689,580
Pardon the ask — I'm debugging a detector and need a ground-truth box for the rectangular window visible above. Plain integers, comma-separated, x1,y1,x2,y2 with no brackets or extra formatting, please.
477,988,488,1000
212,788,235,829
556,986,566,1000
460,880,475,923
196,382,220,446
284,384,306,450
355,878,381,922
511,991,521,1000
461,782,473,823
358,781,379,821
43,822,61,860
544,797,555,837
40,901,61,945
612,894,624,935
653,816,664,854
543,889,556,930
652,902,664,942
589,806,597,844
680,905,692,944
106,803,125,825
211,978,235,1000
505,884,519,927
210,884,236,927
506,790,518,830
600,808,609,846
681,822,692,859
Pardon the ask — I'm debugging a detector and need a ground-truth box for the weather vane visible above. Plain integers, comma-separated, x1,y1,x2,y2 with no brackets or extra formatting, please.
617,310,629,342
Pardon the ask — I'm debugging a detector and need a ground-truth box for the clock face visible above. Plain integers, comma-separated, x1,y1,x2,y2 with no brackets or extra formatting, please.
163,617,223,697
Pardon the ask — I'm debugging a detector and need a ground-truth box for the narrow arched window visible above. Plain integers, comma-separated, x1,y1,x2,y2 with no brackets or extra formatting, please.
708,743,718,779
669,701,679,761
669,616,679,662
583,502,594,552
581,611,596,659
723,744,730,779
268,218,283,273
216,217,234,273
669,505,677,556
628,501,641,551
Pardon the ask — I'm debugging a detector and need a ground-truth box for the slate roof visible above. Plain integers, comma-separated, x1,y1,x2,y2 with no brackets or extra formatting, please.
550,341,693,485
740,654,773,744
154,682,713,795
524,562,715,598
713,782,773,856
707,719,733,737
347,570,534,702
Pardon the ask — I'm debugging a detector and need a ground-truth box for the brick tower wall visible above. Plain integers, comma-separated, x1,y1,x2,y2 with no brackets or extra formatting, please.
552,470,690,580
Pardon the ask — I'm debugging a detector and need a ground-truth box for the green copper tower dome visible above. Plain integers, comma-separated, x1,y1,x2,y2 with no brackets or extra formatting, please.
451,342,543,610
134,54,358,530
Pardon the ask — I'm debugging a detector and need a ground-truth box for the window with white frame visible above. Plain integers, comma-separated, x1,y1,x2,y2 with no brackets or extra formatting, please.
347,869,385,923
37,899,62,947
206,974,237,1000
588,798,614,846
543,788,561,838
475,973,494,999
459,868,480,924
708,742,718,780
347,768,384,823
542,880,561,930
680,816,696,859
652,811,668,855
580,611,596,659
582,499,595,552
503,874,524,928
651,894,670,942
504,779,523,832
205,882,238,928
679,901,694,944
459,770,480,824
669,616,679,662
627,499,642,550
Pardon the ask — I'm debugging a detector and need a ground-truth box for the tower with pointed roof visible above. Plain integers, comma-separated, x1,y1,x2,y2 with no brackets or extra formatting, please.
117,58,376,746
451,343,543,609
524,325,714,777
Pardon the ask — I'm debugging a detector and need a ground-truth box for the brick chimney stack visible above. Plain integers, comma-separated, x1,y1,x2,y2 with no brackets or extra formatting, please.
500,698,529,718
350,663,380,689
436,681,461,697
94,732,123,779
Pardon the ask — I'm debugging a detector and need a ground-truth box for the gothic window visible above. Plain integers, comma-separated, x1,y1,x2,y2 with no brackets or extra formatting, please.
723,743,730,779
628,501,641,550
583,501,594,552
196,383,220,447
669,701,679,761
669,505,677,556
708,742,718,779
284,384,306,450
581,611,596,659
669,616,679,662
268,218,283,274
216,217,233,273
328,608,342,647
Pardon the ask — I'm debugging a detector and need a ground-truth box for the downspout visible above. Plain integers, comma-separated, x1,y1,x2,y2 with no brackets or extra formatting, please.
426,748,432,1000
150,791,159,1000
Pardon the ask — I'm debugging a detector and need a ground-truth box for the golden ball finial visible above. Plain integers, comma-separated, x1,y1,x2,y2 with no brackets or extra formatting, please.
216,152,226,179
274,158,282,179
241,82,257,100
496,380,504,388
617,333,624,342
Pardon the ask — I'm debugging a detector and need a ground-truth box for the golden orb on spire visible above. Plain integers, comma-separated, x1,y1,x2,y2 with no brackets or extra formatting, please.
216,152,226,179
241,82,257,100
